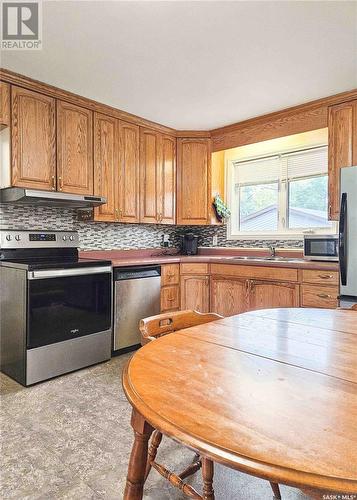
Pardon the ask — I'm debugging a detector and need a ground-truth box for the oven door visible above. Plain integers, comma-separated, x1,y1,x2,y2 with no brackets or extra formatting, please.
27,267,112,349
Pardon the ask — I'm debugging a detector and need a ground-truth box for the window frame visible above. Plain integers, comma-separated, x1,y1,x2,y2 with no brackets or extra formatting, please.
226,145,337,241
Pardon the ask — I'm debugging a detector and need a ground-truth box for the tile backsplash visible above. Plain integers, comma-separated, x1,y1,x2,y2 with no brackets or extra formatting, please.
0,204,302,250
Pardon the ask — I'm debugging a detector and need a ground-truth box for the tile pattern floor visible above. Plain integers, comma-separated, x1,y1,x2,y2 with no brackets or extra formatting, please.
1,354,311,499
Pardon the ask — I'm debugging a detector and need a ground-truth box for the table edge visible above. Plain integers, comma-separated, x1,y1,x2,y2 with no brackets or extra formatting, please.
122,357,357,494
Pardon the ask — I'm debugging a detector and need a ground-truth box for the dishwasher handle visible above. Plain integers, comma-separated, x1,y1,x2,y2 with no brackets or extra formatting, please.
114,265,161,281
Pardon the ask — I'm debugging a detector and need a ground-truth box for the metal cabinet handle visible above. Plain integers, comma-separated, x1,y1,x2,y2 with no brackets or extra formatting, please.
318,274,333,279
317,293,332,299
51,175,56,190
58,176,63,191
328,203,332,219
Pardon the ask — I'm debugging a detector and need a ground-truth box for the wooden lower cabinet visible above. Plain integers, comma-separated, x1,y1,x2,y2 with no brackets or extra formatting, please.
176,264,338,316
161,285,180,311
180,275,210,313
301,284,338,309
210,277,247,317
161,263,180,287
248,280,299,311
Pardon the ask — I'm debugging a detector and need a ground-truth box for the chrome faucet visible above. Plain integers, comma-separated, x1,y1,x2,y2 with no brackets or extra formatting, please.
269,245,276,258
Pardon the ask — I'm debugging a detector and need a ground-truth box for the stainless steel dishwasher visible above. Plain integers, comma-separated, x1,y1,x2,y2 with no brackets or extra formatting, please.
113,266,161,352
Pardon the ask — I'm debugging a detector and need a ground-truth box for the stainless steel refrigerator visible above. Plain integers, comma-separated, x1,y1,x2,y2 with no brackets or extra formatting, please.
339,166,357,308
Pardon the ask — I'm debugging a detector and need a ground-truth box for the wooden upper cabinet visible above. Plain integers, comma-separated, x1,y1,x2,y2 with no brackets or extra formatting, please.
210,277,247,317
248,280,299,311
118,121,140,223
57,101,93,195
159,135,176,224
0,82,10,128
328,100,357,220
140,128,160,223
11,86,56,190
177,138,211,225
93,113,118,222
180,275,210,313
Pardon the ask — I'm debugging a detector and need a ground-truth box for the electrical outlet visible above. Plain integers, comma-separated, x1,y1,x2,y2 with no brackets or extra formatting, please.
212,235,218,246
162,234,170,247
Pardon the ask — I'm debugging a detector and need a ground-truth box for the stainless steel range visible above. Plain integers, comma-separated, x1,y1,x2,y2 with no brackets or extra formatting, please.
0,229,112,386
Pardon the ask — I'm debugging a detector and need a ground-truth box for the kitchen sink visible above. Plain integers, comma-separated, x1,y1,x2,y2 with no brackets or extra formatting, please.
227,256,303,263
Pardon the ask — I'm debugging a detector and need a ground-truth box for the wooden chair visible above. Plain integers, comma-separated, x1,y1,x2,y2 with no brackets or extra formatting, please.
139,309,282,500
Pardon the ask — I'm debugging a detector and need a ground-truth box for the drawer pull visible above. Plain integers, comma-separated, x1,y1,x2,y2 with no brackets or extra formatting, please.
318,274,333,279
317,293,332,299
168,297,175,302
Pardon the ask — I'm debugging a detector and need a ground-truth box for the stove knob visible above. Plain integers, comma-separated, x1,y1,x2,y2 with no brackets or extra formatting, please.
69,235,74,241
62,236,67,241
5,235,12,241
15,235,21,241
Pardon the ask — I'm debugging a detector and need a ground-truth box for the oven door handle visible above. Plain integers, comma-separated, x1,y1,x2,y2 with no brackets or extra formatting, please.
28,266,112,280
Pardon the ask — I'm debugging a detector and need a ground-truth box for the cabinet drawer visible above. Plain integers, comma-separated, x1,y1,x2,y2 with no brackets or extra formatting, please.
180,263,209,275
161,285,180,311
301,285,339,309
161,264,180,286
302,269,339,285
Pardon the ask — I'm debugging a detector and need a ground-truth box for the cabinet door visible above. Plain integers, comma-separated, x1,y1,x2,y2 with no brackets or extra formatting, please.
11,86,56,190
328,100,357,220
180,275,210,313
57,101,93,195
210,277,247,317
177,138,210,225
140,128,160,223
158,135,176,224
161,285,180,312
0,82,10,128
248,280,299,311
118,121,140,222
93,113,118,222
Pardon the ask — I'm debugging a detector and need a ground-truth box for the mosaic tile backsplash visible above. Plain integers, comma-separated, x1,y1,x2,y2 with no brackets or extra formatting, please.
0,204,302,250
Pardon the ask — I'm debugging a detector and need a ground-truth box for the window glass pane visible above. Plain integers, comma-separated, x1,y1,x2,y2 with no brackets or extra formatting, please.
288,175,333,229
239,183,278,231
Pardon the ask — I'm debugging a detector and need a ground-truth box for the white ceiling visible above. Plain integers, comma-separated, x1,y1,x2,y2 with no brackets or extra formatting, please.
2,1,356,130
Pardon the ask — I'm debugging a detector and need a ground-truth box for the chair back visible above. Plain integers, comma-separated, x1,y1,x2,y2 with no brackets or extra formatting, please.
140,309,223,345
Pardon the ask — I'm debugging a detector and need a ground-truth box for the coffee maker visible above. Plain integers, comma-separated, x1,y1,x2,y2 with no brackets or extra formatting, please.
181,233,199,255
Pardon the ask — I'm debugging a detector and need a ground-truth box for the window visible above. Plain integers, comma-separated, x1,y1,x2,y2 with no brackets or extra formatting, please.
228,145,335,239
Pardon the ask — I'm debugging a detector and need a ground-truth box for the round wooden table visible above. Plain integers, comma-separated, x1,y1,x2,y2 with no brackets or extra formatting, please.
122,308,357,499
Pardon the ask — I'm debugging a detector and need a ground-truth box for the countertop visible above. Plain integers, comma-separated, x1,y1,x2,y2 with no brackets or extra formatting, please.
80,248,339,271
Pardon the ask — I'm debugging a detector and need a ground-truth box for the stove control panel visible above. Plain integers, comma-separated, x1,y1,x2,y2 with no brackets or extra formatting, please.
0,230,79,249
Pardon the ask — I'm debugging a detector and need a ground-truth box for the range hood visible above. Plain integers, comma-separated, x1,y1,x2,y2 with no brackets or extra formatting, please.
0,188,106,208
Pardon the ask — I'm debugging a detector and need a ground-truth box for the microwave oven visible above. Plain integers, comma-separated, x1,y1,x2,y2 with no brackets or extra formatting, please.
303,235,339,261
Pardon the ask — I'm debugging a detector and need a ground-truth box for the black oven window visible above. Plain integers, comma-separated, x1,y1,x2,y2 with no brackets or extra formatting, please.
27,273,111,349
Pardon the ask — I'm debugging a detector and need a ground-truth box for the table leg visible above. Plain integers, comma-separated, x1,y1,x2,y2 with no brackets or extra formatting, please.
124,409,153,500
202,457,215,500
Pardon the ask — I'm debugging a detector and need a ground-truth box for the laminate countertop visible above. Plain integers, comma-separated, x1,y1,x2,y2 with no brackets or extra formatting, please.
80,248,339,271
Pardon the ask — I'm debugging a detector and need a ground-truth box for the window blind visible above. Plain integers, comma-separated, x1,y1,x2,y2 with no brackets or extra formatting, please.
234,146,327,186
284,146,327,180
234,156,281,185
